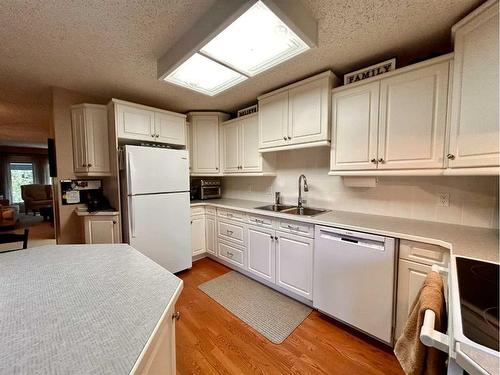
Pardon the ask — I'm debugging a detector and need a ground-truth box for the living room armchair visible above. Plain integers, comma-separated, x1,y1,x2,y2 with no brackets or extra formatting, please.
21,184,53,215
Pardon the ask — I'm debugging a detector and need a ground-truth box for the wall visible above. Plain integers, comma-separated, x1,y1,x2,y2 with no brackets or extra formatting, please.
222,147,499,229
50,87,107,244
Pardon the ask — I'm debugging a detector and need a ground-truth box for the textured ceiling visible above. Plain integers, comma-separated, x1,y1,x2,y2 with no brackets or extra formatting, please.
0,0,483,116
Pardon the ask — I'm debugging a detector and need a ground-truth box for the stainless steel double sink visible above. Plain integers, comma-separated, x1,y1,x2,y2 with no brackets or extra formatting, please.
254,204,329,217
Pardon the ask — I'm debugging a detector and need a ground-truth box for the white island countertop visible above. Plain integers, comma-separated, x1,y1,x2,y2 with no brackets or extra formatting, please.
0,244,182,374
191,198,499,262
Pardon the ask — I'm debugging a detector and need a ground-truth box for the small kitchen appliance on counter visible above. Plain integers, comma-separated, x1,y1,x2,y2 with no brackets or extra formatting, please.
190,178,222,200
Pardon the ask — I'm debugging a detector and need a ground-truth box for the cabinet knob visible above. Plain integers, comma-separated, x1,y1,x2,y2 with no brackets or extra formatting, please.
378,158,384,164
112,221,117,224
287,136,291,140
371,158,377,164
270,234,273,239
172,311,180,321
151,134,155,138
155,134,159,138
447,154,455,160
82,163,86,167
215,167,219,170
283,136,287,141
87,163,92,167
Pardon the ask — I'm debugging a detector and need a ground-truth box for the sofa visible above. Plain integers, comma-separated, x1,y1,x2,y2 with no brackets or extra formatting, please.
21,184,53,215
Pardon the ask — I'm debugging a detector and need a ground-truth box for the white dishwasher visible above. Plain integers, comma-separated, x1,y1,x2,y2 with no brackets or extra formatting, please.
314,225,396,344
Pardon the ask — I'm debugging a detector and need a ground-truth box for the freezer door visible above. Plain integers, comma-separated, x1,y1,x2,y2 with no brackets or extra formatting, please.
125,145,189,195
127,192,191,273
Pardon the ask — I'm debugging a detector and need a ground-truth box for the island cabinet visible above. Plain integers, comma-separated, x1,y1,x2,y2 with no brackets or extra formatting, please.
222,113,275,175
188,112,230,176
109,99,186,146
330,55,451,175
258,71,337,152
71,104,111,176
447,0,499,173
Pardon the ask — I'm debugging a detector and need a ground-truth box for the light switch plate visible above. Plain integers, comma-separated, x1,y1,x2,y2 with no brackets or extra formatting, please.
438,192,450,207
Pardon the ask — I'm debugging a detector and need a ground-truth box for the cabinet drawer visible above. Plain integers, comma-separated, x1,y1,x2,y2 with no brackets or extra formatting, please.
218,219,246,246
218,241,244,267
205,206,216,216
247,214,274,228
218,209,246,222
399,239,449,266
278,219,314,238
191,206,205,216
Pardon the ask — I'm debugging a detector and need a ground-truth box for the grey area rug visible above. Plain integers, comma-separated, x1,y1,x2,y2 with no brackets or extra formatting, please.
199,271,312,344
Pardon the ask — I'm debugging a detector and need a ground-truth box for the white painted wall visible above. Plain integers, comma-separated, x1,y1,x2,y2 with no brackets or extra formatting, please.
222,147,499,229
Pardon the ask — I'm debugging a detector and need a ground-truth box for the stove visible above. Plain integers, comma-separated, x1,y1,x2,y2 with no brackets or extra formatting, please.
456,257,499,351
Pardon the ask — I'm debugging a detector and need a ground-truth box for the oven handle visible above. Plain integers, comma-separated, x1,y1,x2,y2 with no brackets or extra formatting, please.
420,264,450,354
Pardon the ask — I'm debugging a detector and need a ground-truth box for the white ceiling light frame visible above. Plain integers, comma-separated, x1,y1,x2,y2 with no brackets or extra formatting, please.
158,0,317,96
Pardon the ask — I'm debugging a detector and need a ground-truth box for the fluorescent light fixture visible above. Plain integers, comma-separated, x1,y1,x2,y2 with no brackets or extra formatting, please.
164,53,247,96
159,0,317,96
200,1,310,77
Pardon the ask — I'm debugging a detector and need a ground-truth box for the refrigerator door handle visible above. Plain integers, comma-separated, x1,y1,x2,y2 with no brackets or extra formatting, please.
129,197,136,238
127,151,135,195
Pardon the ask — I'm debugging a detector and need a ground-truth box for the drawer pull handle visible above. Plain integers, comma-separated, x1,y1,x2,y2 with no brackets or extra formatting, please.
226,230,233,235
287,224,300,231
256,219,264,224
227,213,233,217
227,251,234,257
172,311,180,320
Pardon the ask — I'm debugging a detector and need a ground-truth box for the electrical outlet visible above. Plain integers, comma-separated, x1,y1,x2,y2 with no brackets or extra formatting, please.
438,192,450,207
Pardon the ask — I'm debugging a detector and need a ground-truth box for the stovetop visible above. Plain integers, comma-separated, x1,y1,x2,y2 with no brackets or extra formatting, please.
456,257,499,352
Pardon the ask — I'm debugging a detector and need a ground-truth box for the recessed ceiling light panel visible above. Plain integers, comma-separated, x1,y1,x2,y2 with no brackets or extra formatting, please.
200,1,310,77
164,53,247,96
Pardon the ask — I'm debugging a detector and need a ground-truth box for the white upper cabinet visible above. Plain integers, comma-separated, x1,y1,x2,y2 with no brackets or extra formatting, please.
331,82,380,170
288,77,330,145
154,112,186,145
71,104,111,176
259,91,289,149
378,61,449,169
259,71,336,152
112,99,186,146
189,112,229,175
448,0,499,171
329,55,452,175
222,114,275,175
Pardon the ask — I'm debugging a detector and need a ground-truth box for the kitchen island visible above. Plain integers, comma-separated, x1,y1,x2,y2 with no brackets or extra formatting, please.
0,244,183,374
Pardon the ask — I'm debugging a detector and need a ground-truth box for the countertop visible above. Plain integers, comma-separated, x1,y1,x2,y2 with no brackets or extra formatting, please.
0,244,182,374
191,198,499,262
74,208,120,216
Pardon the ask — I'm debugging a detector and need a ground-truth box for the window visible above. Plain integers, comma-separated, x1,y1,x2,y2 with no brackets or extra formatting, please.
9,162,34,203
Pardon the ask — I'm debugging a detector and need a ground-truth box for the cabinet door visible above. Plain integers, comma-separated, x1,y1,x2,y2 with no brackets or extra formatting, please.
258,91,288,149
191,116,220,174
448,4,499,168
154,112,186,146
205,215,216,255
395,259,431,340
240,115,261,172
275,231,313,299
191,215,206,256
222,120,240,173
71,107,88,173
85,106,110,174
84,216,119,244
330,82,379,171
116,104,155,141
288,78,330,145
247,226,275,283
378,61,449,169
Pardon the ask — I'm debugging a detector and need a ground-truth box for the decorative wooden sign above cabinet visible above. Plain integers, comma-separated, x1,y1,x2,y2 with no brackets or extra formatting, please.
258,71,339,153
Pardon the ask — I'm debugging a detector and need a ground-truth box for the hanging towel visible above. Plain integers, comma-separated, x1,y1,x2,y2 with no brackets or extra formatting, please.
394,271,447,375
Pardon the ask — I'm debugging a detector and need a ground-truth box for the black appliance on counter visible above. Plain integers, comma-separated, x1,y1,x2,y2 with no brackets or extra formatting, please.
190,178,221,200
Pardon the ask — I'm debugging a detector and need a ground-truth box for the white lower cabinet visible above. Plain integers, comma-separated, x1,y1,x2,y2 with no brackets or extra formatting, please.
191,215,206,256
275,231,314,300
205,215,216,255
247,225,275,283
83,215,120,244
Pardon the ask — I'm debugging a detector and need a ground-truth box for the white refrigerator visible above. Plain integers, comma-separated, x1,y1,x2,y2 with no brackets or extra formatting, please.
121,145,192,273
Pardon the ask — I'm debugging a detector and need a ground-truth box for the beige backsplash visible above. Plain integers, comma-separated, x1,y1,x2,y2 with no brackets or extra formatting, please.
222,148,499,229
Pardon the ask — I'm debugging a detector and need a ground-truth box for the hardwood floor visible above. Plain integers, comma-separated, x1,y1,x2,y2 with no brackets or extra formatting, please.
175,258,404,375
